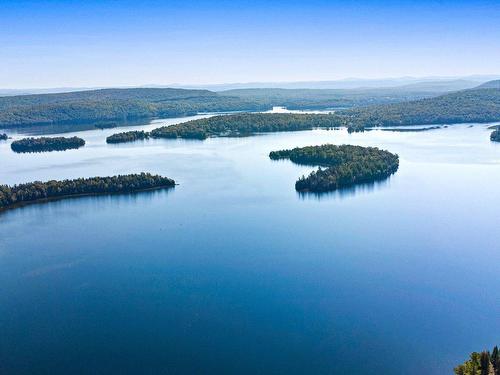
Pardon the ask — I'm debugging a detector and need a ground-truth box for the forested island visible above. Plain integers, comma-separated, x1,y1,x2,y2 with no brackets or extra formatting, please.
150,113,345,140
491,129,500,142
11,136,85,153
0,133,7,140
106,130,149,144
454,345,499,375
270,144,399,192
0,173,175,210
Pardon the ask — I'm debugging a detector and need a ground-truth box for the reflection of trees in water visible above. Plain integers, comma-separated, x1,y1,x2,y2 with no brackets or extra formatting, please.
297,176,393,201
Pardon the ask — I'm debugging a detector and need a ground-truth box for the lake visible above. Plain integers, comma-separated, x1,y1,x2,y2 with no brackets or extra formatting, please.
0,115,499,374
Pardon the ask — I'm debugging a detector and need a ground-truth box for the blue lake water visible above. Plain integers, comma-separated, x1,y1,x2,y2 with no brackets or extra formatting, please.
0,117,499,374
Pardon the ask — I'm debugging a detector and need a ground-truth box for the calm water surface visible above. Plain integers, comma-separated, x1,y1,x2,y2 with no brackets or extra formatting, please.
0,116,499,374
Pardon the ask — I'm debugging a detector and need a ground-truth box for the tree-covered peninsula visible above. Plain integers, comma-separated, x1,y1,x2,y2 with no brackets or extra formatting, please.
341,87,500,130
11,136,85,153
0,173,175,210
270,144,399,192
0,133,7,140
454,345,499,375
150,113,345,140
491,129,500,142
106,130,149,144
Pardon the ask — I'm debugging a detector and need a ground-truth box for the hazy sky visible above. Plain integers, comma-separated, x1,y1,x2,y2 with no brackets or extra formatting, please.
1,0,499,88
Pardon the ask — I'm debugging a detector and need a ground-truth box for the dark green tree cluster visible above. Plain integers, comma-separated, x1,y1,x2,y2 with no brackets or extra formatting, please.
341,88,500,130
150,113,345,140
491,129,500,142
0,133,7,140
0,173,175,210
11,136,85,153
106,130,149,144
454,346,499,375
269,144,399,192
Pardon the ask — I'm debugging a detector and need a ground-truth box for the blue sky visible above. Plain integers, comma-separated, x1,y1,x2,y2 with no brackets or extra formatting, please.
1,0,499,88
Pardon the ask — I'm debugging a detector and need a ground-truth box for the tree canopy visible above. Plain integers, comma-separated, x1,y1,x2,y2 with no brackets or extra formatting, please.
454,345,499,375
150,113,345,140
0,173,175,210
269,144,399,192
106,130,149,144
11,136,85,153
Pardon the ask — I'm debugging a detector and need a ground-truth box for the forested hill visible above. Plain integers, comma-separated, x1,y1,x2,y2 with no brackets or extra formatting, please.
341,87,500,128
476,80,500,89
0,88,268,128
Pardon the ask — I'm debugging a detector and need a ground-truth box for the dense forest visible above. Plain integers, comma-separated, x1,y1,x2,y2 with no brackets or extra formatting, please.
11,136,85,153
106,130,149,144
0,133,7,140
269,144,399,192
0,88,269,128
454,346,499,375
1,84,499,133
150,113,345,140
0,173,175,210
491,129,500,142
221,86,443,109
341,88,500,129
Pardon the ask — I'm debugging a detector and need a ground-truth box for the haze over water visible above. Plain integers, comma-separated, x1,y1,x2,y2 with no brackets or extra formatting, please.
0,115,499,374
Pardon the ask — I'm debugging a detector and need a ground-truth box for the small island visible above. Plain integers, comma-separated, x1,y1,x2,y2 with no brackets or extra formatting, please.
270,144,399,192
454,345,499,375
150,113,345,140
491,129,500,142
0,173,175,210
11,136,85,153
106,130,149,144
0,133,7,141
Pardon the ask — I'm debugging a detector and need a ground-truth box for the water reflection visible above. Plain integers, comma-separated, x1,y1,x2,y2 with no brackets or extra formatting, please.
0,186,174,217
296,177,393,200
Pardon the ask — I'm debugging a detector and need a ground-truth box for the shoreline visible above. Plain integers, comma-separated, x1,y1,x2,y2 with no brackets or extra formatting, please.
0,184,177,213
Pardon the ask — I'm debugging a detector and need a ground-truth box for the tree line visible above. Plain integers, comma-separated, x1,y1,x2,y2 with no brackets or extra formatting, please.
454,346,499,375
269,144,399,192
0,173,175,210
340,88,500,129
106,130,149,144
11,136,85,153
149,113,346,140
0,88,268,128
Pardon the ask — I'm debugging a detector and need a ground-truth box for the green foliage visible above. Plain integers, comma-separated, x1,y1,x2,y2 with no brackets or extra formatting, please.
150,113,345,140
0,173,175,210
454,346,499,375
269,144,399,192
222,87,442,109
341,88,500,129
106,130,149,144
491,129,500,142
0,133,7,140
11,136,85,153
0,88,268,128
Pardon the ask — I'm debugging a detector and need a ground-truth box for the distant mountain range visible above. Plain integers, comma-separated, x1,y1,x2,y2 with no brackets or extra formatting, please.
1,75,498,96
